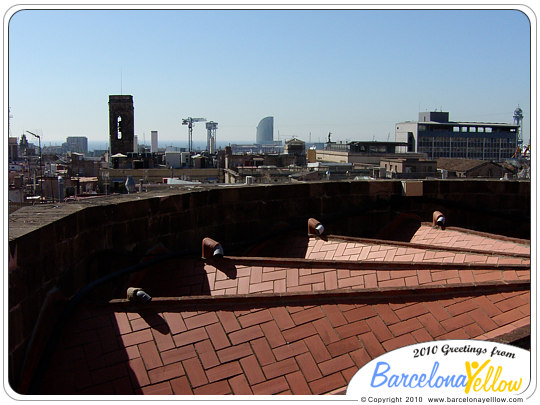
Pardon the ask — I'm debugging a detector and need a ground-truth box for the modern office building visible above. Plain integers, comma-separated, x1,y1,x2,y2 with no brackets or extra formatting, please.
395,111,519,161
256,116,274,144
315,140,426,165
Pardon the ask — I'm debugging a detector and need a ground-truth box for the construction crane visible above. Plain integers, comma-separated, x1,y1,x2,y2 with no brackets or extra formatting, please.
182,117,206,153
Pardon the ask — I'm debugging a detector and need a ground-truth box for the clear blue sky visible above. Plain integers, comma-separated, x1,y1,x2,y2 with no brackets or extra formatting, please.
8,8,532,148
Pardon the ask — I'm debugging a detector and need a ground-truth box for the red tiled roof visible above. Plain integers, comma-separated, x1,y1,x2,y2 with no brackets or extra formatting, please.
37,222,530,395
436,158,501,172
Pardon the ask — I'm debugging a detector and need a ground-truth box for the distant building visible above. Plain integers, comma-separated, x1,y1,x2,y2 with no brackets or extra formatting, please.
219,151,296,170
109,95,135,156
256,116,274,144
395,111,519,161
151,131,158,153
63,136,88,154
205,122,217,154
316,140,426,165
436,158,505,178
19,134,33,156
43,145,65,156
284,138,306,166
8,137,18,161
380,157,438,179
70,152,99,177
165,151,190,168
230,142,283,154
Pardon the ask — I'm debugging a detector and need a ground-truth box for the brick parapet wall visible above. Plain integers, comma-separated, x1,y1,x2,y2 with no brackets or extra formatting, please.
7,180,530,391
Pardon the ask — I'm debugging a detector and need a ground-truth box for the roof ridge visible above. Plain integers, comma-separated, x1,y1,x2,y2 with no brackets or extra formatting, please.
104,279,530,310
217,256,530,271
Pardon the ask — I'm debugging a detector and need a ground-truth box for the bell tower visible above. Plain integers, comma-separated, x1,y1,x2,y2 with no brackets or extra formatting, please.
109,95,134,155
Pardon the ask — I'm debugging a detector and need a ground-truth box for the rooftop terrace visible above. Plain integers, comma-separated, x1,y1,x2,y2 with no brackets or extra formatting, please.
8,180,531,395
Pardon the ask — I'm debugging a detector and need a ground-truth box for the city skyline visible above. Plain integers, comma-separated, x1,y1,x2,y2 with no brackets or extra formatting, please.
7,7,532,147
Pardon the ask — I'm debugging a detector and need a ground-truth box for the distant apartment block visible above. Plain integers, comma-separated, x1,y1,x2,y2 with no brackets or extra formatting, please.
395,111,518,161
63,136,88,154
151,131,158,153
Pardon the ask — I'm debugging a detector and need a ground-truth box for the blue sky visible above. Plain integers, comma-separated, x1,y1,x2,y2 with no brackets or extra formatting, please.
8,8,532,148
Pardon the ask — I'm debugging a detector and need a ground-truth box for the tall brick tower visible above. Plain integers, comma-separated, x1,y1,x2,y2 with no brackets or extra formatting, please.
109,95,134,155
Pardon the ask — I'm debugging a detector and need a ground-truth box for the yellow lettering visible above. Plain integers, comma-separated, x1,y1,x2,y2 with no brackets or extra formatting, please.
492,366,503,391
482,366,494,392
473,378,483,391
509,379,522,392
464,360,524,394
465,360,491,394
497,380,507,392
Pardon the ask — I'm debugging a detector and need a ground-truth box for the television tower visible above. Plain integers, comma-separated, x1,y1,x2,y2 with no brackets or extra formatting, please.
206,121,218,153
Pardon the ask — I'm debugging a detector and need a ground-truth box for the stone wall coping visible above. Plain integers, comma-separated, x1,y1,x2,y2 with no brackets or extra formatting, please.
8,179,531,242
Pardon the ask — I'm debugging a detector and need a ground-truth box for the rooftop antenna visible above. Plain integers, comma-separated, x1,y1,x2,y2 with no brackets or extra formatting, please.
120,67,123,95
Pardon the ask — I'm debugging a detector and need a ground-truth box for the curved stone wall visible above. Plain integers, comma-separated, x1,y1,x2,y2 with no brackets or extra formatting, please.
8,180,530,391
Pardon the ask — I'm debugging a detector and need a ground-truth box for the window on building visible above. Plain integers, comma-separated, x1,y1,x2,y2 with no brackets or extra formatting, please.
117,116,123,139
407,132,415,152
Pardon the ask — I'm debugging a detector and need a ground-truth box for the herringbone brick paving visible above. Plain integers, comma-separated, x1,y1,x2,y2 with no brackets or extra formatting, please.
37,224,530,395
410,224,530,255
40,288,530,395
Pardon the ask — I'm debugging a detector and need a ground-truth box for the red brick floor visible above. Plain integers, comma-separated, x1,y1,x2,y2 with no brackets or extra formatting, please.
411,224,530,256
37,224,530,395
